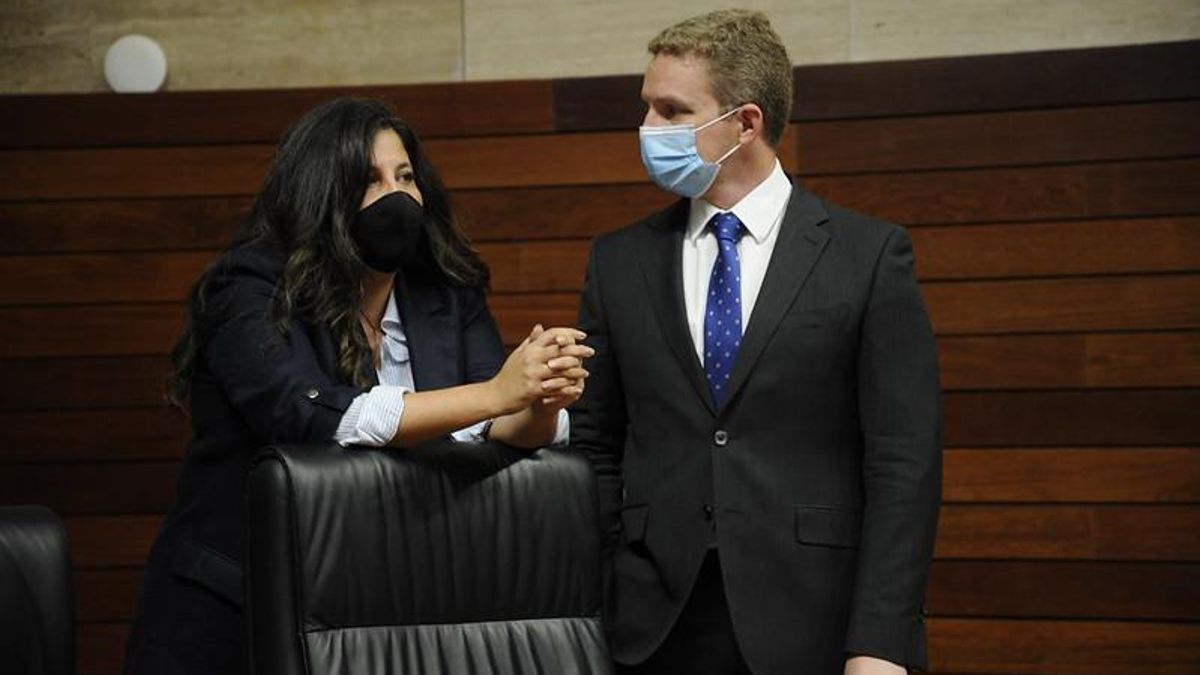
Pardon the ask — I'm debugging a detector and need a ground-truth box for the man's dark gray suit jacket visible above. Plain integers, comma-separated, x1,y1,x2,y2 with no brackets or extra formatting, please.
570,181,942,675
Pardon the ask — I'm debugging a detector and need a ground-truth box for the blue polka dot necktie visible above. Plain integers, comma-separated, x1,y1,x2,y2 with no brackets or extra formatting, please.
704,212,745,407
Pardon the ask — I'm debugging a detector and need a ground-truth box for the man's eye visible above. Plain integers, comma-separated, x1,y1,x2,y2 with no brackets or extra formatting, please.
399,172,415,183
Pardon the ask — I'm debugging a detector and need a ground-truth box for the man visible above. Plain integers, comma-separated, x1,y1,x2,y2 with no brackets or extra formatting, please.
570,9,941,675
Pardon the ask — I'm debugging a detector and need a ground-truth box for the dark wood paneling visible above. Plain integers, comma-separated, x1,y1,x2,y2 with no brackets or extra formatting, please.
0,304,183,358
809,158,1200,226
931,617,1200,675
0,332,1195,414
936,505,1200,561
0,81,555,149
7,386,1190,458
944,448,1200,502
4,158,1195,236
0,144,273,200
912,216,1200,280
72,560,1200,625
76,568,143,622
554,40,1200,129
0,251,213,305
943,389,1200,447
66,515,162,568
798,101,1200,174
8,214,1196,308
72,617,1200,675
78,622,127,675
2,215,1197,306
924,275,1200,335
0,356,173,411
927,561,1200,621
939,332,1200,390
0,197,248,254
0,408,186,462
2,274,1196,357
0,461,179,515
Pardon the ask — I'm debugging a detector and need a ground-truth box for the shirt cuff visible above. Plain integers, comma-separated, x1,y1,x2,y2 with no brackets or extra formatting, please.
333,385,409,447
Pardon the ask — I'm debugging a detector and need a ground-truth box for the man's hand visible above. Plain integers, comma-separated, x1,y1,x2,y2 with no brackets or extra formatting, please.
845,655,906,675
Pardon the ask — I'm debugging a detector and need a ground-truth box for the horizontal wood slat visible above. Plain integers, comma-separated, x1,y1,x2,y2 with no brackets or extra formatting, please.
0,461,179,515
0,356,173,411
936,505,1200,561
553,40,1200,129
943,448,1200,503
14,446,1200,526
66,515,162,568
3,216,1197,305
1,331,1192,413
59,503,1200,570
73,560,1200,625
810,158,1200,226
942,389,1200,447
1,275,1196,355
927,617,1200,675
939,332,1200,390
73,616,1200,675
1,40,1191,150
910,216,1200,281
0,81,556,149
797,101,1200,175
0,197,249,254
927,561,1200,621
922,274,1200,335
0,407,187,462
3,160,1195,243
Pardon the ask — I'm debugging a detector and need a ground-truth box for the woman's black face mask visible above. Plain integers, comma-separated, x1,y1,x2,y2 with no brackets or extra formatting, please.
351,191,427,273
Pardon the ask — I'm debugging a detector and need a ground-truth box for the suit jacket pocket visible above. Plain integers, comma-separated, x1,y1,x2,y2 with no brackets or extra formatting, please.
795,505,862,548
170,536,243,608
782,302,849,330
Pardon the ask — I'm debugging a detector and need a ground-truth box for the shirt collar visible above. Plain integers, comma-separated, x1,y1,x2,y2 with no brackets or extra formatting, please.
686,159,792,244
380,290,403,335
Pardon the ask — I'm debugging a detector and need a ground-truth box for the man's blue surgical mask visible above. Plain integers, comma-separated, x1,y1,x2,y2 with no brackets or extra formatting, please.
639,106,743,198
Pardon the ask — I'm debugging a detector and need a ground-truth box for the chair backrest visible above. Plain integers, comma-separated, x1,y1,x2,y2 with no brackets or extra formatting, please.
246,441,611,675
0,505,75,675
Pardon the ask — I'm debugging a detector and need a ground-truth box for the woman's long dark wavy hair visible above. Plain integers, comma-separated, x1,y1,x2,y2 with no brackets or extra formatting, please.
167,97,489,407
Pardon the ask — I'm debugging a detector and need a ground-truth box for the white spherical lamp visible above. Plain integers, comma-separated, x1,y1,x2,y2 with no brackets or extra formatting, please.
104,35,168,93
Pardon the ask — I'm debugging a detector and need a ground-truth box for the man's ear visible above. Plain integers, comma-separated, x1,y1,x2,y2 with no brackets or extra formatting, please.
737,104,765,142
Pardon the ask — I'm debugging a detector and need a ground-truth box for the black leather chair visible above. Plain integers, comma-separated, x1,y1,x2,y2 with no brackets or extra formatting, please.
246,441,611,675
0,505,75,675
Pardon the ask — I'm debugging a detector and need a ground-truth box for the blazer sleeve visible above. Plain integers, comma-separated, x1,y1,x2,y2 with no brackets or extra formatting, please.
199,254,367,446
457,286,506,384
844,226,943,670
569,241,629,546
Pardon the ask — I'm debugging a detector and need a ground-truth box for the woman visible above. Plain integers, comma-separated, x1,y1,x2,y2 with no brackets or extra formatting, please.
124,98,591,674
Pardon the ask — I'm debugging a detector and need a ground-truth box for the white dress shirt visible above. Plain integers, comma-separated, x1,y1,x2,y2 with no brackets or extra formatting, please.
682,160,793,360
334,292,569,447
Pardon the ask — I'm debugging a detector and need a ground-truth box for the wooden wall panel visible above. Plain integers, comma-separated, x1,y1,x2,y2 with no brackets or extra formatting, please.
935,505,1200,561
926,618,1200,675
1,41,1196,675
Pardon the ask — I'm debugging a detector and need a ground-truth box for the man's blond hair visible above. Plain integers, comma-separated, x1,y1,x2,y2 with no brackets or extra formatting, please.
649,9,793,147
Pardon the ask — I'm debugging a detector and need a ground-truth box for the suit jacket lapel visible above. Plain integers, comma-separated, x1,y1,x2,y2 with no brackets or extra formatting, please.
723,186,830,408
394,272,457,392
636,199,717,415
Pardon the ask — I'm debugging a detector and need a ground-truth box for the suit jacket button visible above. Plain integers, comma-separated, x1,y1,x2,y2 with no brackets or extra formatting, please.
713,430,728,446
702,504,714,520
306,388,319,400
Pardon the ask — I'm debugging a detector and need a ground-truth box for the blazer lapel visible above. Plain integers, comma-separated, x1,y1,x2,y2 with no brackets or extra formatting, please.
722,186,830,408
636,200,717,415
394,272,457,392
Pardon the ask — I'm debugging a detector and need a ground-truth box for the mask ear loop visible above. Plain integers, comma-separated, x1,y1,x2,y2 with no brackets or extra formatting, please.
696,105,744,132
704,105,746,165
